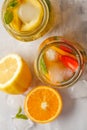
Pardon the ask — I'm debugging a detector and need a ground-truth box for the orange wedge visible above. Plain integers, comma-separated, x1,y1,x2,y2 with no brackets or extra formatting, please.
24,86,62,123
51,46,76,59
0,54,32,94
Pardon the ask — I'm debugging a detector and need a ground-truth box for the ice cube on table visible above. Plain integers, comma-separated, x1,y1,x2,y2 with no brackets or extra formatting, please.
68,80,87,99
6,95,34,129
7,95,25,110
48,62,66,83
13,118,34,130
46,49,58,61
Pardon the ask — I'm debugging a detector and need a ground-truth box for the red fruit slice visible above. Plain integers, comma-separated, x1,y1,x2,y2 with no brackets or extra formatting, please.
60,55,79,72
59,45,72,53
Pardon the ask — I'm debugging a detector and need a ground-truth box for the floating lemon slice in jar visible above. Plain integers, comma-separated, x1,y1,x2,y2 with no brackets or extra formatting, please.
18,0,44,31
10,0,44,32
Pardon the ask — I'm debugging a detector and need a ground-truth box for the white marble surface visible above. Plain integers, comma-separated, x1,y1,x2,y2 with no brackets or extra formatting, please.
0,0,87,130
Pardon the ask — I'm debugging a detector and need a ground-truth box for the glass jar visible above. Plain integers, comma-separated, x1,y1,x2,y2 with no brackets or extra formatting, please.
1,0,53,42
34,36,86,88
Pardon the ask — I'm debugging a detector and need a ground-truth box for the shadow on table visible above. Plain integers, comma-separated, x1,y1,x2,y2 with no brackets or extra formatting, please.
48,0,87,48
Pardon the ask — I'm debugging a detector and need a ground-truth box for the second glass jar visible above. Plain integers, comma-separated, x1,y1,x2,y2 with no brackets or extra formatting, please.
34,36,86,88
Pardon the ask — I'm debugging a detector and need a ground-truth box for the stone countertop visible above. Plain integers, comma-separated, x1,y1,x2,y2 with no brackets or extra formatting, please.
0,0,87,130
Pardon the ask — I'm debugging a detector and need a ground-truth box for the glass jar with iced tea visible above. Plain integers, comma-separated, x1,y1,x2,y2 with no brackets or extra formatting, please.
1,0,53,41
34,36,86,88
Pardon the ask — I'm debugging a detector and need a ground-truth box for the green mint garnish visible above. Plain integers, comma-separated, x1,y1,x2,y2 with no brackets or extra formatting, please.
40,55,48,75
4,10,13,24
15,114,28,120
13,107,28,120
8,0,18,7
17,107,22,114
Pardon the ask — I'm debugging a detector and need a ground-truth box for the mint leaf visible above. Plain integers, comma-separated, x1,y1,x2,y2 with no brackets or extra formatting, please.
16,114,28,120
40,56,48,75
17,107,22,115
4,10,13,24
8,0,18,7
13,107,28,120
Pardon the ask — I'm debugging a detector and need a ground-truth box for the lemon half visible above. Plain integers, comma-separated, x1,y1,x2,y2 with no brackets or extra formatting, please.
0,54,32,94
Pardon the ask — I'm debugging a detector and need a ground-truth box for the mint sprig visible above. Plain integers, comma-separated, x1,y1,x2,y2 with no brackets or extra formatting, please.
4,10,13,24
13,107,28,120
8,0,18,7
17,107,22,114
16,114,28,120
4,0,18,24
39,55,48,75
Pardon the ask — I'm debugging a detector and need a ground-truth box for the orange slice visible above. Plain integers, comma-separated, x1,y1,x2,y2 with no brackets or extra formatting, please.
24,86,62,123
51,46,76,59
0,54,32,94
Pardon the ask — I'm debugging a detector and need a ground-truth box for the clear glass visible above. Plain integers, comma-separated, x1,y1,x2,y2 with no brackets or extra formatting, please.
1,0,53,42
34,36,86,88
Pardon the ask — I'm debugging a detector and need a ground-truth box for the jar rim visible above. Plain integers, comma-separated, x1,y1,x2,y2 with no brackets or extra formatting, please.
35,37,86,88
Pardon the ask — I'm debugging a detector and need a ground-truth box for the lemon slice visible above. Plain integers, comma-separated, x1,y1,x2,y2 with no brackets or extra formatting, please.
18,0,44,31
0,54,32,94
10,6,22,31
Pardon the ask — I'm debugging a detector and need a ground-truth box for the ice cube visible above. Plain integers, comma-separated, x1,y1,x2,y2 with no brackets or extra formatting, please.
18,2,39,23
7,95,25,110
0,118,13,130
46,49,58,61
68,80,87,99
13,118,34,130
48,62,66,83
64,68,73,80
43,123,51,130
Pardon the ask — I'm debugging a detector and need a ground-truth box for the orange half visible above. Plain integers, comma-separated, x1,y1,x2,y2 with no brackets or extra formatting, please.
24,86,62,123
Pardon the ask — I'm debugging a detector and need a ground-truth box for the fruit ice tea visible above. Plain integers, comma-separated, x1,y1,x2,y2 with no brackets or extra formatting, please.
2,0,53,41
34,36,86,88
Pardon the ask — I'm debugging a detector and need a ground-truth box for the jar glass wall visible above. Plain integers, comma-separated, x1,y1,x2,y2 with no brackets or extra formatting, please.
34,36,86,88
